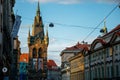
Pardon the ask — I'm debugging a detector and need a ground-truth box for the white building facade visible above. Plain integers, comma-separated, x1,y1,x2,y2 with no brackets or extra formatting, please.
84,24,120,80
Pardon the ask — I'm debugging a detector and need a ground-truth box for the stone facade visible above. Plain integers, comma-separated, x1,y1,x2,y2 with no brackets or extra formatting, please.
27,1,49,80
47,60,61,80
0,0,15,79
0,0,3,79
60,42,89,80
69,43,89,80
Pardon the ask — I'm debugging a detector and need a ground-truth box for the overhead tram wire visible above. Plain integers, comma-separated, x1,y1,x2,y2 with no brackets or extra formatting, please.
21,17,102,30
83,2,120,41
21,16,112,30
45,22,101,30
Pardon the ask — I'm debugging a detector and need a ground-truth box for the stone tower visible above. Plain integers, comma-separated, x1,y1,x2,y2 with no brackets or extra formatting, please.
28,1,49,79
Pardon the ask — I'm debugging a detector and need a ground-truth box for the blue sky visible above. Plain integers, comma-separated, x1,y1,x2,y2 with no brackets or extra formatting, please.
14,0,120,66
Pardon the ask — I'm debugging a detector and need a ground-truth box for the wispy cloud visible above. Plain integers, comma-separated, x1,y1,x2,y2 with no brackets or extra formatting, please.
27,0,56,3
26,0,120,4
48,41,77,66
58,0,80,4
94,0,120,4
26,0,80,4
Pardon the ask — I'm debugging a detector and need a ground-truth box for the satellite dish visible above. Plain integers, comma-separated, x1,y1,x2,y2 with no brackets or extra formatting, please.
2,67,8,73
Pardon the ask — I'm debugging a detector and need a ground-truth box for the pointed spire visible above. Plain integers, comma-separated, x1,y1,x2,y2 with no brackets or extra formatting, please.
36,0,40,16
46,26,48,37
28,27,31,37
44,26,49,45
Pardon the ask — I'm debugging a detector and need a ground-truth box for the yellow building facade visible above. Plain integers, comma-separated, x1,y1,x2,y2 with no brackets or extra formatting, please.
69,53,84,80
67,42,89,80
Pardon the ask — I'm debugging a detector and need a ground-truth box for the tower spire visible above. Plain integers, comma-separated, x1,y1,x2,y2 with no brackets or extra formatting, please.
28,27,30,37
46,26,48,37
44,26,49,45
36,0,40,16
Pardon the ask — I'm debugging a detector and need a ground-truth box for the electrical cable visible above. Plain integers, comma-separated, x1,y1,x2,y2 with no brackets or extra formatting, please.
83,2,120,41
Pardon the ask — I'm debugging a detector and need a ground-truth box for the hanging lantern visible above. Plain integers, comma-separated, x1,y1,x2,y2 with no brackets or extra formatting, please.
49,23,54,27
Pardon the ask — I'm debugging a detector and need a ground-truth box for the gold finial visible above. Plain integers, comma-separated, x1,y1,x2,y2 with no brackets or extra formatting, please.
100,20,108,34
103,20,107,33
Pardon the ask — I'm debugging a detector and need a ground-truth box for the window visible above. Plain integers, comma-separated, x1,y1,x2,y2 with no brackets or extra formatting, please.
107,66,109,77
102,67,104,78
98,52,100,59
33,48,37,58
116,65,119,76
115,45,118,51
114,45,118,55
0,0,3,4
101,51,104,59
95,68,97,78
38,48,42,58
98,67,100,78
111,66,113,77
106,48,109,57
119,45,120,55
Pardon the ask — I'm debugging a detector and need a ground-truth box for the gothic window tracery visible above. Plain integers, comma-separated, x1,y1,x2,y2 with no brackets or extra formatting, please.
33,48,37,58
38,48,42,58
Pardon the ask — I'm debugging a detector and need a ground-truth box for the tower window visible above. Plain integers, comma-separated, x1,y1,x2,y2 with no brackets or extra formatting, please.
38,48,42,58
33,48,37,58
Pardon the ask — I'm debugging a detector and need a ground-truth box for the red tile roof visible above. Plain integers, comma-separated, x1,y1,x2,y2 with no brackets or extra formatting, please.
109,24,120,33
103,24,120,37
63,42,90,51
47,60,58,70
19,53,29,63
91,24,120,51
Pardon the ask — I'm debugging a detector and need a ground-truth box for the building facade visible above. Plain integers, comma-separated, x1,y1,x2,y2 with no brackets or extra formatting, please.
69,43,89,80
47,60,61,80
0,0,3,56
27,1,49,80
19,53,29,80
0,0,16,79
0,0,3,79
60,42,86,80
84,24,120,80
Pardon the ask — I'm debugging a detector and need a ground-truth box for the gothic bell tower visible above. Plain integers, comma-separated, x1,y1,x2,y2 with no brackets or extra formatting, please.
27,1,49,79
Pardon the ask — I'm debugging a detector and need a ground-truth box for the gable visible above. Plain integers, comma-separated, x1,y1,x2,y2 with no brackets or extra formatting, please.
91,38,106,51
110,32,120,44
115,36,120,42
94,43,103,50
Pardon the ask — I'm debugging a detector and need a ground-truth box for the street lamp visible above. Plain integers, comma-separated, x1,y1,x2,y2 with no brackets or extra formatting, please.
49,23,54,27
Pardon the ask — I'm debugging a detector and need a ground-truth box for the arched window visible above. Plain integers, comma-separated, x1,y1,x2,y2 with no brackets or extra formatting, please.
38,48,42,58
33,48,37,58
